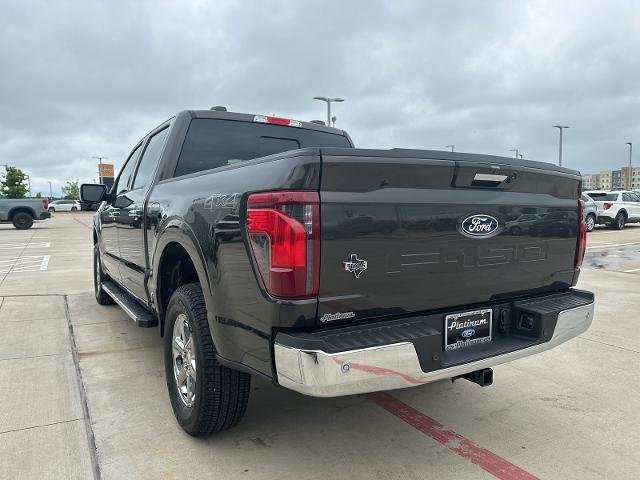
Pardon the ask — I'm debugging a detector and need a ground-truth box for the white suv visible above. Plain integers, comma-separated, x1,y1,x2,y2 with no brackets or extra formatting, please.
48,199,82,212
584,190,640,230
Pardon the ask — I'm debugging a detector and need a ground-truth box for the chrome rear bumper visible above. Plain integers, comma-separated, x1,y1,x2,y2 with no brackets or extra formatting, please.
275,301,594,397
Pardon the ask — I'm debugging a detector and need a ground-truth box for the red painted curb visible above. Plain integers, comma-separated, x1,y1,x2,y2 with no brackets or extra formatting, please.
72,217,92,230
368,392,539,480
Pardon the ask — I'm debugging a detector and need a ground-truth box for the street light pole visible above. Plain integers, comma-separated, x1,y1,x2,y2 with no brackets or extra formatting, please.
313,97,344,126
626,142,633,189
48,181,53,199
509,148,519,159
553,125,569,167
445,145,455,152
92,156,108,183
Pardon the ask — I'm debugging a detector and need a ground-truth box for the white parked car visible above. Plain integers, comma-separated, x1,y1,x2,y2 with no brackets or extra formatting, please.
48,199,81,212
584,190,640,230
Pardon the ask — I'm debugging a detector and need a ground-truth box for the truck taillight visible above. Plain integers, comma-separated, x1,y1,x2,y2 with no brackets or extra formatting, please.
603,202,613,210
246,191,319,299
43,198,48,210
575,199,587,268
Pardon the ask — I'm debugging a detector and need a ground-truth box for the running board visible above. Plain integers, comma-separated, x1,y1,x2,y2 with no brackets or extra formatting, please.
101,280,158,328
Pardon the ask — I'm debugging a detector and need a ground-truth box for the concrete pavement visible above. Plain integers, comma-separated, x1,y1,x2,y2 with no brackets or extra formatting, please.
1,214,639,479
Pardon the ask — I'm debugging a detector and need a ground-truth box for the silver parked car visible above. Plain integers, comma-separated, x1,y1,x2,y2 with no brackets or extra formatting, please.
505,213,542,235
581,193,597,232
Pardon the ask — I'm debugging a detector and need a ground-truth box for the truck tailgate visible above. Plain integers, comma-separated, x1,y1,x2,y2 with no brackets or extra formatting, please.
317,149,581,325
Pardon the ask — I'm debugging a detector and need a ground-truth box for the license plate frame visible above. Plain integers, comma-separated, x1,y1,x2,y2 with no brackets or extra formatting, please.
444,308,492,351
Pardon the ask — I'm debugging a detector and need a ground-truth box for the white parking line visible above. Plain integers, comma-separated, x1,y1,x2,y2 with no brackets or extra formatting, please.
0,242,50,249
0,255,51,274
624,268,640,273
0,255,50,263
590,227,640,234
586,241,640,250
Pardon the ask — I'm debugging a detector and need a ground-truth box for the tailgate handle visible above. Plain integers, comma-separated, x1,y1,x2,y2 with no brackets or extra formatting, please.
474,173,508,182
472,173,509,187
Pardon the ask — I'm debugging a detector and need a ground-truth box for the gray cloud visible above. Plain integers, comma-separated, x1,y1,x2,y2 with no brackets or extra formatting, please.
1,0,639,196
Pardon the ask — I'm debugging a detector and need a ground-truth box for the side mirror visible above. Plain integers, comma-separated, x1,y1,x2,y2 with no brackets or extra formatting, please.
81,183,108,203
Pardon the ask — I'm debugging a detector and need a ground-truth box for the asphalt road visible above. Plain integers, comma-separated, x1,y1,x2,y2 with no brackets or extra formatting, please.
1,214,639,479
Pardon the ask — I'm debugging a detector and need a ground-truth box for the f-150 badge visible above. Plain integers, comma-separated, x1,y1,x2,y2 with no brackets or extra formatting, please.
344,254,368,278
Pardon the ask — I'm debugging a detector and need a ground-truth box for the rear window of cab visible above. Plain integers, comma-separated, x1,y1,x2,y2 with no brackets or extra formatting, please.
174,119,352,178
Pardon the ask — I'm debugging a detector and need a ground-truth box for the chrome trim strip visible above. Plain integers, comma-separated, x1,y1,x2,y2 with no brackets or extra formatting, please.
275,302,594,397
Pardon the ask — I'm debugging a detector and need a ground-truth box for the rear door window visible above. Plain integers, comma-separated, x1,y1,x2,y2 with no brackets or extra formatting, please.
174,119,352,177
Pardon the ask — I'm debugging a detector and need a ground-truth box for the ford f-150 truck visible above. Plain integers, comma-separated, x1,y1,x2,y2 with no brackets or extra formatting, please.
0,198,50,229
81,108,594,437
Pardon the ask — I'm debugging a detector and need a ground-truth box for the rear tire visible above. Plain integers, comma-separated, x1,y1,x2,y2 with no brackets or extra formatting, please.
164,283,251,437
12,212,34,229
94,245,115,305
48,207,55,212
71,206,78,211
613,212,626,230
585,214,596,232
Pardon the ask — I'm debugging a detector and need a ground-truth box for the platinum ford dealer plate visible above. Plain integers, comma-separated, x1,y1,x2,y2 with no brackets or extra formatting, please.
444,308,492,351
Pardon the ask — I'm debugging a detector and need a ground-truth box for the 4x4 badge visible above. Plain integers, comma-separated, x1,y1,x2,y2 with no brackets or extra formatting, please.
344,254,368,278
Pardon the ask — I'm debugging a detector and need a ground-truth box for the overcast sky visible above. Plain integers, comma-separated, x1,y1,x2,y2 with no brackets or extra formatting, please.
1,0,639,196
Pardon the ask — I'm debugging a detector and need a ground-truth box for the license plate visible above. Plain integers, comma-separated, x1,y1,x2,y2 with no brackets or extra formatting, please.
444,308,492,351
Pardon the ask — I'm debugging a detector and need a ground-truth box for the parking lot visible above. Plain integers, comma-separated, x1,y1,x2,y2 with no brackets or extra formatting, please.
1,214,639,480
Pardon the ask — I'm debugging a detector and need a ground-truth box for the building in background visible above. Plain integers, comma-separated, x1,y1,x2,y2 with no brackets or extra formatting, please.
612,170,622,189
582,173,598,190
621,167,640,190
598,170,612,190
583,166,640,190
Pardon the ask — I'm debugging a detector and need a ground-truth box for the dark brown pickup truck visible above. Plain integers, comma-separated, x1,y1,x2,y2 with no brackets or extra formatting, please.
82,108,594,436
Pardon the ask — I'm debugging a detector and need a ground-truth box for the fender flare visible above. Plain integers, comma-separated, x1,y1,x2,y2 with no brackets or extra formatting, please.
8,206,37,219
150,218,213,331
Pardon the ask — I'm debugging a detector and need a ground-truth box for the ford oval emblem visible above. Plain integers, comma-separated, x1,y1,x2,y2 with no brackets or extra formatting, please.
460,214,500,238
461,329,476,338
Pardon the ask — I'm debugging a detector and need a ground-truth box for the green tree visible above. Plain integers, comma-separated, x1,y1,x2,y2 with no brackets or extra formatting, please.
0,166,29,199
35,192,42,198
61,179,80,199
